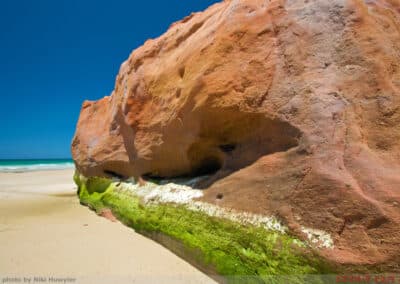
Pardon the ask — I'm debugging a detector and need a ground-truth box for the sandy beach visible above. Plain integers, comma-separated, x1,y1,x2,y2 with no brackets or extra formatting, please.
0,169,214,284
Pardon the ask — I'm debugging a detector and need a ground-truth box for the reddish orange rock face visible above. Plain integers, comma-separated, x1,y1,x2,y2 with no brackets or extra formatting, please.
72,0,400,271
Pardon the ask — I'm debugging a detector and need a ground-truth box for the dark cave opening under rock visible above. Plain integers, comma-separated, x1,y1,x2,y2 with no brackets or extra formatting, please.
182,110,302,181
103,169,126,180
192,156,223,176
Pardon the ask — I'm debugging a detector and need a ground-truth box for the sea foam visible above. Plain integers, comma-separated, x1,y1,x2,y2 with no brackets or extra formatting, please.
0,160,74,173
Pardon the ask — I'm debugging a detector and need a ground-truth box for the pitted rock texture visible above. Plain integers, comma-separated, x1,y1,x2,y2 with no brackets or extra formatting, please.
72,0,400,271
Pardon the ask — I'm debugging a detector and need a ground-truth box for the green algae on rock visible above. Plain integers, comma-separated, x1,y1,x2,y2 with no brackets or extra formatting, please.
74,173,333,282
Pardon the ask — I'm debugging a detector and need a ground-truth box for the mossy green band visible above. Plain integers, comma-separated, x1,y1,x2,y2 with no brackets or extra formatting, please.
74,173,333,282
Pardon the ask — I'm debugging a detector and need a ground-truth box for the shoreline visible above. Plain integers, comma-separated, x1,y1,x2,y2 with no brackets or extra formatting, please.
0,167,74,174
0,169,214,283
0,164,75,174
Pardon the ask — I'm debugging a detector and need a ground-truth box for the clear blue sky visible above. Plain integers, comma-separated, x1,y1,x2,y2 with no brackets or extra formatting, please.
0,0,219,159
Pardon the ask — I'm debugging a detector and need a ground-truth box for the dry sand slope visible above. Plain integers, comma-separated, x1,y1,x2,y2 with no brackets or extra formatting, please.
0,169,214,284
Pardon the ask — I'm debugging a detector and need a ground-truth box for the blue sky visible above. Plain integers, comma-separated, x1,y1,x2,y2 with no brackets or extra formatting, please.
0,0,219,159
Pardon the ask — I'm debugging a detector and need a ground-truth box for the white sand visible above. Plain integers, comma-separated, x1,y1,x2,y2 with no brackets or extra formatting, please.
0,169,215,284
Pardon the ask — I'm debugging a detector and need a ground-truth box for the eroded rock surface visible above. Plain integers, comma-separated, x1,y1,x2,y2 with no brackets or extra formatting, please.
72,0,400,271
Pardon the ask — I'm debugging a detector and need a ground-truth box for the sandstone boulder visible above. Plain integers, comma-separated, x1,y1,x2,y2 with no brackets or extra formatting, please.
72,0,400,270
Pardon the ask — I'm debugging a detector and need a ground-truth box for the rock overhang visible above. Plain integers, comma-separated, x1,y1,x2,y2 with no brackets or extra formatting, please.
72,0,400,271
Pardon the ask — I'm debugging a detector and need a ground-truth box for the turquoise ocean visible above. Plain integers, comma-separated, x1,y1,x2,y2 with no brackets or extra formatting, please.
0,159,74,173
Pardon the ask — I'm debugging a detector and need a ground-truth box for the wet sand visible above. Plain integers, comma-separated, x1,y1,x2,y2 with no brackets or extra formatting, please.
0,169,214,284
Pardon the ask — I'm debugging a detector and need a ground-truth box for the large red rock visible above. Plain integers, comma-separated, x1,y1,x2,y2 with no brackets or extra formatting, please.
72,0,400,271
